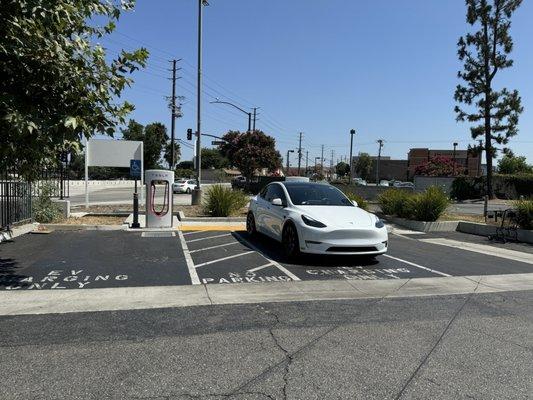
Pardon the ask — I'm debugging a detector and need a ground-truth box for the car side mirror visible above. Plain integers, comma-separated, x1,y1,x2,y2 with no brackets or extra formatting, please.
352,200,358,207
271,198,283,206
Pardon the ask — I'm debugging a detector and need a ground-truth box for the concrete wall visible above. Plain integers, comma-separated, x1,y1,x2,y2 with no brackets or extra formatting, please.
413,176,455,194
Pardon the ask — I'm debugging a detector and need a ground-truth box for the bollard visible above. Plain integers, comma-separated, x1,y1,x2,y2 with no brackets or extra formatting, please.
132,180,140,229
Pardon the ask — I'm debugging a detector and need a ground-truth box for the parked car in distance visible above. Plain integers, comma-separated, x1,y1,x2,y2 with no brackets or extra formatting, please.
353,178,367,186
231,176,247,190
392,181,415,189
173,179,197,194
246,181,388,258
378,180,390,187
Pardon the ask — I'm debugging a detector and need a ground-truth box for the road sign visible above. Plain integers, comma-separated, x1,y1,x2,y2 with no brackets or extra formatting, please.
211,141,225,146
130,159,141,179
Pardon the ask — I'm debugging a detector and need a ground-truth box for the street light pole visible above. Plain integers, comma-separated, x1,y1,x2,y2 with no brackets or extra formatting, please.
286,150,294,174
376,139,384,184
453,142,458,175
192,0,208,205
210,100,252,132
349,129,355,184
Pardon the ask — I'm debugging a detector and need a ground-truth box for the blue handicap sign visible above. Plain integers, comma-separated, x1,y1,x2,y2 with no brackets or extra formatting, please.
130,159,141,179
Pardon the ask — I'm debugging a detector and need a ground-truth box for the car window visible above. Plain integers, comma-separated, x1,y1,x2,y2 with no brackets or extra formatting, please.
269,185,287,205
259,185,268,199
285,184,353,206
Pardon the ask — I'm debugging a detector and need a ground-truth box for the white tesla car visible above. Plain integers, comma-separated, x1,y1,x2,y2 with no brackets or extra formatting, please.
246,181,388,258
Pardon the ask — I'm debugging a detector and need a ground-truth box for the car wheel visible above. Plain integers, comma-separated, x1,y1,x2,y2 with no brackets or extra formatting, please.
246,212,256,236
282,222,300,260
186,188,192,194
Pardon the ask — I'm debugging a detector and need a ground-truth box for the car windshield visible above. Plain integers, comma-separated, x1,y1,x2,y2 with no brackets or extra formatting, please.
285,184,353,206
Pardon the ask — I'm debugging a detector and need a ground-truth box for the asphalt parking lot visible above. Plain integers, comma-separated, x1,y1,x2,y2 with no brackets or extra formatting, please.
1,227,532,291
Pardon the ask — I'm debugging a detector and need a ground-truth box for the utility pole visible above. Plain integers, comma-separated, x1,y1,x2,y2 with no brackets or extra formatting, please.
305,150,309,175
349,129,355,184
376,139,384,184
169,59,183,170
193,0,209,205
330,149,334,181
320,144,324,177
297,132,303,176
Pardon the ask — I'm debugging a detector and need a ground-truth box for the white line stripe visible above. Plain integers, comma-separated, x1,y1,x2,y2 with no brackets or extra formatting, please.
247,263,274,273
383,254,451,277
189,241,241,253
182,231,202,236
177,230,201,285
194,251,255,268
233,232,301,281
186,233,231,243
420,238,533,265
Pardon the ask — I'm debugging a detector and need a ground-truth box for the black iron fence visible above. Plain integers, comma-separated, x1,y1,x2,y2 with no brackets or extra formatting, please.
33,166,70,199
1,175,32,230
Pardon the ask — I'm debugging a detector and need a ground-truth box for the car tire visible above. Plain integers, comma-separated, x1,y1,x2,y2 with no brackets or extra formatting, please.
282,222,300,260
186,188,192,194
246,212,257,236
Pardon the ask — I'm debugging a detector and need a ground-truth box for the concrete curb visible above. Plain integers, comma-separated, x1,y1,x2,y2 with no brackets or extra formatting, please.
41,224,126,231
457,222,533,244
181,216,246,223
383,216,459,232
1,223,39,242
1,273,533,316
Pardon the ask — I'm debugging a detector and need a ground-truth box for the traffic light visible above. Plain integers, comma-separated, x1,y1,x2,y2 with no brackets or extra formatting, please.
187,128,193,140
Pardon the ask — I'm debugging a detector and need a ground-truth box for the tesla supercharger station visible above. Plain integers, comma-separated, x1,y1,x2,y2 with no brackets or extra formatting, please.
145,169,174,228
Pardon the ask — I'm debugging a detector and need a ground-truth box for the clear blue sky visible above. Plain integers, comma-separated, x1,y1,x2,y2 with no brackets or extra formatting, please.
99,0,533,167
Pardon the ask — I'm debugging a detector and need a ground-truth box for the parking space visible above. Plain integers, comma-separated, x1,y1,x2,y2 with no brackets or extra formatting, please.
1,227,532,291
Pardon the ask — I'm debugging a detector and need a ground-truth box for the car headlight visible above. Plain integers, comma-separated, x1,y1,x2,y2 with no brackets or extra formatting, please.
375,219,385,228
302,215,327,228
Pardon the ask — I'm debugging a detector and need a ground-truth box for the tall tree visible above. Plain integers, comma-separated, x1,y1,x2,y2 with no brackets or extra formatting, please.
121,120,169,170
335,162,350,178
201,148,229,169
355,152,373,181
0,0,148,178
454,0,523,198
497,154,532,174
220,130,282,180
163,142,181,169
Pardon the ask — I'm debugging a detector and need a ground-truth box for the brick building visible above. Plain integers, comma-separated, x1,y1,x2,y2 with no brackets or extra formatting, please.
407,148,481,177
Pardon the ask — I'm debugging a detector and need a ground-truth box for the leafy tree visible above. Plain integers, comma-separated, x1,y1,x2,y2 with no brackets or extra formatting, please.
163,142,181,169
220,130,282,180
335,162,350,177
454,0,523,198
415,156,464,177
0,0,148,179
201,148,229,169
355,152,372,181
497,154,532,174
121,120,169,170
177,161,193,170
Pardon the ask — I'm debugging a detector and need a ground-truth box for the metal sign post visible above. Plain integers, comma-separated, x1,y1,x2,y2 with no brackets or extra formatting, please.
130,159,141,229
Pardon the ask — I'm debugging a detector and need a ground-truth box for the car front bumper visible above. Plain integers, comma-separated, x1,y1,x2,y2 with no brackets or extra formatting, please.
173,187,187,193
297,225,388,255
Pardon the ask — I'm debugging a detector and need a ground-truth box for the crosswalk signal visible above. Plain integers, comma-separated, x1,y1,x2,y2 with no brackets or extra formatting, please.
187,128,193,141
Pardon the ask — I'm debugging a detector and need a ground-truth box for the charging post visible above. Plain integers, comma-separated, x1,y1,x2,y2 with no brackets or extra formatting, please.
130,159,141,229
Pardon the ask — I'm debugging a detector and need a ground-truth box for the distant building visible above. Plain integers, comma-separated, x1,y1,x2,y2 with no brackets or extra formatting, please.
351,156,409,182
408,148,481,177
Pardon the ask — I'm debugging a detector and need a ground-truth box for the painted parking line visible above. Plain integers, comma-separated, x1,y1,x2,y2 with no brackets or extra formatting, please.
194,251,256,268
186,233,232,243
233,232,301,282
419,238,533,265
177,230,201,285
247,263,274,273
188,241,241,254
182,231,202,236
382,254,451,277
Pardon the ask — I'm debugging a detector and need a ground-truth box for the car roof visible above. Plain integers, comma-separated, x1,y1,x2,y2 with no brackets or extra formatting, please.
279,181,330,188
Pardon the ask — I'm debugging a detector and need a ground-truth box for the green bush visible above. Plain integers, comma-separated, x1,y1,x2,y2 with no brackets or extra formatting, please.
33,183,62,223
378,189,413,217
514,199,533,230
203,185,249,217
345,192,368,211
409,186,449,222
451,176,484,200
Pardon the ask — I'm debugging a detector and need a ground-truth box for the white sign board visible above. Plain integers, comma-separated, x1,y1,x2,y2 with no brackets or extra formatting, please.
84,139,144,208
87,139,142,167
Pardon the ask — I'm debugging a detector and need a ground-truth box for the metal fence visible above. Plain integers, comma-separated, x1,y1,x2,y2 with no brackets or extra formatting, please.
33,166,70,199
0,176,32,230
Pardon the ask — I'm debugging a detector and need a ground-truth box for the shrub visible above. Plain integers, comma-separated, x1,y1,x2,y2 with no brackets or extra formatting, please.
345,192,368,211
203,185,249,217
451,176,484,200
514,199,533,230
409,186,449,222
378,189,413,217
33,183,62,223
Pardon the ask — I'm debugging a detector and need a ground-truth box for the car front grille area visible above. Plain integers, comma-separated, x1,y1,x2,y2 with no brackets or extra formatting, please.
326,246,378,253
